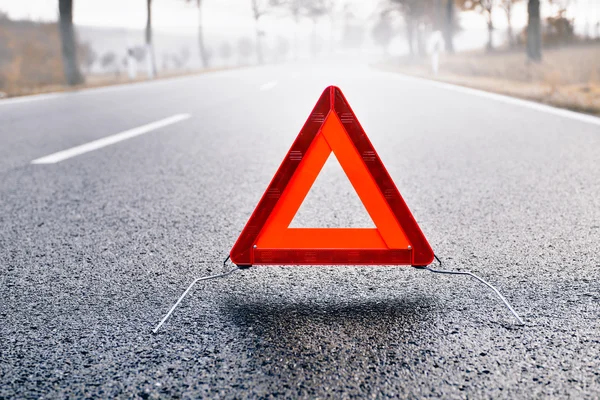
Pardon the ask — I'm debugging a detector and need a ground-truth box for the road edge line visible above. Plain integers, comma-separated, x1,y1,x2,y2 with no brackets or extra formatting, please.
380,70,600,127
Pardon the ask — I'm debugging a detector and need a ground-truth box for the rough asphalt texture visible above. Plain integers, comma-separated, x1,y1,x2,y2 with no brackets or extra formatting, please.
1,63,599,398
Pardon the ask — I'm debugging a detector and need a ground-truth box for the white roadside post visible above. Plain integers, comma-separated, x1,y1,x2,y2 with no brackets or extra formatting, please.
146,44,155,79
429,31,444,77
127,47,137,80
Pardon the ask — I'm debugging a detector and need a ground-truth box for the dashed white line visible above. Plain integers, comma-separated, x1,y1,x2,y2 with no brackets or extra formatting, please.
31,113,191,164
259,81,278,91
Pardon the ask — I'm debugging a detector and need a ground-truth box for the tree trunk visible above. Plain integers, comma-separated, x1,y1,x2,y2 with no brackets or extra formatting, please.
328,14,335,55
505,3,514,48
416,22,425,57
444,0,454,53
197,0,208,68
293,17,300,60
486,11,494,51
311,19,318,59
145,0,157,78
251,0,263,64
254,21,263,64
255,29,263,64
58,0,84,85
406,18,414,58
527,0,542,61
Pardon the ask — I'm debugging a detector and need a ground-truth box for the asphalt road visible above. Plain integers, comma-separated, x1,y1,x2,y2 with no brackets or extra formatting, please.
1,62,599,399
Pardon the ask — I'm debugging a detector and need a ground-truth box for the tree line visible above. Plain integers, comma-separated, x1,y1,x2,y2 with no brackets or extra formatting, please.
57,0,549,86
58,0,336,86
378,0,544,59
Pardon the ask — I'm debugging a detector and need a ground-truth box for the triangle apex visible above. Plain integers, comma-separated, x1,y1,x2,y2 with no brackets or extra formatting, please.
324,85,342,93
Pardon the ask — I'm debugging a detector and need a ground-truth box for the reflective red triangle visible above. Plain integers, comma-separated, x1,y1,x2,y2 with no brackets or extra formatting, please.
230,86,434,266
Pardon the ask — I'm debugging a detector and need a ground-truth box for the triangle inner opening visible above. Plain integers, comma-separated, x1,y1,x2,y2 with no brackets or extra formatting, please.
289,153,376,228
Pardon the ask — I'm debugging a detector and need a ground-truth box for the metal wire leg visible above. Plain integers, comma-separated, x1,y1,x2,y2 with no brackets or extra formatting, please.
419,255,525,325
153,261,240,334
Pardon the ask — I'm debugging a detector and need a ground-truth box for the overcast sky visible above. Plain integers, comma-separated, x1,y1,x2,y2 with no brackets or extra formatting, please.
0,0,257,32
0,0,516,30
0,1,598,39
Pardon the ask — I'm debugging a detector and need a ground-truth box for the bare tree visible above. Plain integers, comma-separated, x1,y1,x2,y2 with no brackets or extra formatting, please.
527,0,542,61
372,12,395,55
268,0,301,58
100,51,117,73
444,0,455,53
170,48,190,69
458,0,496,51
145,0,157,78
341,5,365,52
219,42,232,63
501,0,523,48
482,0,495,51
180,47,191,68
251,0,268,64
185,0,208,68
78,42,97,75
288,0,302,59
273,36,290,61
304,1,328,58
237,37,254,63
58,0,84,85
131,46,147,63
275,0,327,58
548,0,573,15
322,0,337,54
388,0,437,58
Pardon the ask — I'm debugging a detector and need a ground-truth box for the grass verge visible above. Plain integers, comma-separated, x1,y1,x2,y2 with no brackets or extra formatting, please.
377,44,600,117
0,66,239,99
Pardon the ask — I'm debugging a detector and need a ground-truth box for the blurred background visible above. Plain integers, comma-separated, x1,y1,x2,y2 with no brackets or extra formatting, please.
0,0,598,114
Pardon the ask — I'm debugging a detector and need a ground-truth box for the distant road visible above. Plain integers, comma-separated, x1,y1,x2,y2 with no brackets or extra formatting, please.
1,62,599,398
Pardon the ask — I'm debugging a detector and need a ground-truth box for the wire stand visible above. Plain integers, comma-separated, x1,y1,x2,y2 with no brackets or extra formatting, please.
416,255,524,325
153,254,523,333
153,256,240,334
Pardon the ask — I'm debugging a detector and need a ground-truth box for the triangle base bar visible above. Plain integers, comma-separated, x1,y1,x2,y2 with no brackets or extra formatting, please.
253,248,412,265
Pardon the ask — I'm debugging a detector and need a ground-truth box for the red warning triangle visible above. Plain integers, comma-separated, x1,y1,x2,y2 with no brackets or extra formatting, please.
230,86,433,266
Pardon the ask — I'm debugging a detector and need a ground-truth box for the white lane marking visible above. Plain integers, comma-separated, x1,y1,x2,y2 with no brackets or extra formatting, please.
388,72,600,127
259,81,278,91
31,113,191,164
